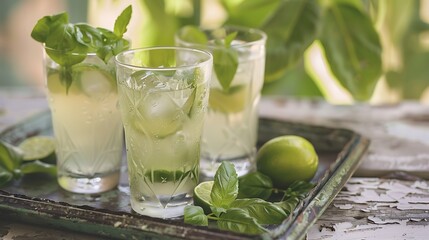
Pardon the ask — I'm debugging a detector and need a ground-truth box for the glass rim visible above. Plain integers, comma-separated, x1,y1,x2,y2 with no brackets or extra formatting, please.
175,25,267,49
43,44,98,56
114,46,213,71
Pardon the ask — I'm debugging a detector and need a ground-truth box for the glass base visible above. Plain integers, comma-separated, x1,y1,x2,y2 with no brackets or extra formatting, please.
130,198,192,219
200,150,256,180
58,171,120,194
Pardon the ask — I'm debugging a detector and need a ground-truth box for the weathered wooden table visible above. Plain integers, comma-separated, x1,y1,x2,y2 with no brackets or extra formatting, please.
1,88,428,239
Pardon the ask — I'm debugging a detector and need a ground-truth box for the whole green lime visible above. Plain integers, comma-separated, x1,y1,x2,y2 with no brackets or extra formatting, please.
256,135,318,188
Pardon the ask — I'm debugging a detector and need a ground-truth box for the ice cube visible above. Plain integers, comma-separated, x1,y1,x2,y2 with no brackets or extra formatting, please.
80,69,113,100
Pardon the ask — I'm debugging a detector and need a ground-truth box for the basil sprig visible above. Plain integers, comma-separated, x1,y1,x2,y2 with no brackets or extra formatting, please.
179,26,239,91
31,5,132,93
184,162,315,235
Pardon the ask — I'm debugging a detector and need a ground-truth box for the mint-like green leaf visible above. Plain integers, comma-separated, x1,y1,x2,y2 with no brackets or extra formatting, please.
238,172,273,200
210,206,227,217
0,165,13,187
114,5,132,38
20,160,57,177
0,140,23,172
31,6,132,93
274,197,300,215
213,47,238,91
320,3,382,101
74,24,104,50
184,206,208,226
224,32,237,48
217,208,267,234
210,161,238,209
31,12,68,43
230,198,287,225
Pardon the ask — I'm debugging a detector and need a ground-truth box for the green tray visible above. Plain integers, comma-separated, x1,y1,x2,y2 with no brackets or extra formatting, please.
0,111,369,240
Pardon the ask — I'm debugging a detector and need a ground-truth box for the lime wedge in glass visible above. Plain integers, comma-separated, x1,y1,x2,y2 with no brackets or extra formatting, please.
209,85,247,113
193,181,214,214
18,136,56,164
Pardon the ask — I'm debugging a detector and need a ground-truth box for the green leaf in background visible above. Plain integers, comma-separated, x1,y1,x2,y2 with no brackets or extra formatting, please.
320,3,382,101
222,0,281,28
238,172,273,200
178,25,208,44
217,208,267,234
262,61,323,97
184,206,208,226
210,161,238,209
230,199,287,225
0,140,23,172
261,0,321,82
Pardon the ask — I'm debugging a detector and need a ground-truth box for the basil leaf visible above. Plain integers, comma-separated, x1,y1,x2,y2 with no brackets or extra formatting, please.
0,140,23,172
0,165,13,187
213,47,238,92
31,5,132,93
114,5,132,38
30,12,68,43
184,206,208,226
320,2,382,101
210,206,227,217
262,0,320,82
20,160,57,177
274,197,300,215
286,181,315,198
230,198,287,225
217,208,267,234
238,172,273,200
210,161,238,209
74,24,104,50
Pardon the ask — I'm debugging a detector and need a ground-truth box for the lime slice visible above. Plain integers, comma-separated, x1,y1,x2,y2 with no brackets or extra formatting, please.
144,170,185,183
209,85,247,113
18,136,56,164
193,181,214,214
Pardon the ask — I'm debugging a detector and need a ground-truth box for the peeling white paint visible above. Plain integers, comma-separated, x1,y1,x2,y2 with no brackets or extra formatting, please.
308,178,429,239
368,216,402,225
308,220,429,240
333,204,353,210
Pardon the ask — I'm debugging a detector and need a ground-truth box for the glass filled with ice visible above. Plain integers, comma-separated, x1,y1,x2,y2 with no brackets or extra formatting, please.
176,26,267,178
44,48,124,194
115,47,212,218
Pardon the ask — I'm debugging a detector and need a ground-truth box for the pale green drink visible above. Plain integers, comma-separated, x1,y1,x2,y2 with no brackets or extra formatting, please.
115,47,212,218
44,52,123,194
176,26,267,178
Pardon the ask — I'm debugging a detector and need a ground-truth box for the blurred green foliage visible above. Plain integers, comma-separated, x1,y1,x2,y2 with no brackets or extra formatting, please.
97,0,429,101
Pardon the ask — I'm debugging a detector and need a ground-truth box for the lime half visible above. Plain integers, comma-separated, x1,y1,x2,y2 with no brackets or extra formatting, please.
209,85,247,113
193,181,214,214
19,136,56,164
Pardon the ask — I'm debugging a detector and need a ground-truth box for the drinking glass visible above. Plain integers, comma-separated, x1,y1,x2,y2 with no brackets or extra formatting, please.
115,47,212,218
43,47,124,194
176,26,267,178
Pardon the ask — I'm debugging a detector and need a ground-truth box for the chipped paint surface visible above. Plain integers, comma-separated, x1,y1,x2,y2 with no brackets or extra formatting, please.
308,177,429,239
